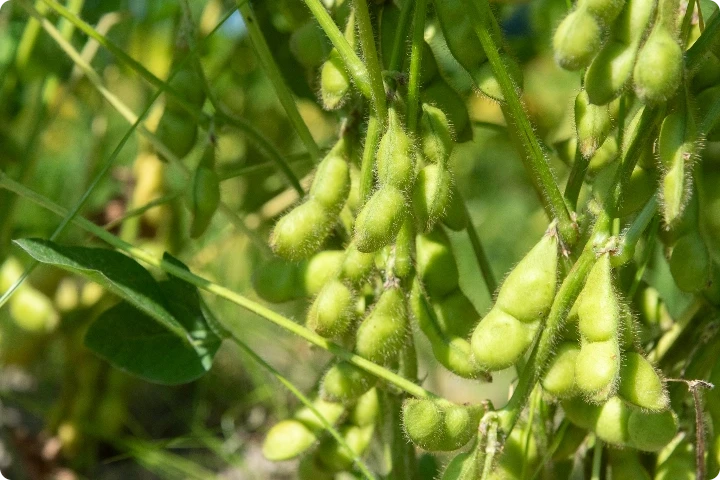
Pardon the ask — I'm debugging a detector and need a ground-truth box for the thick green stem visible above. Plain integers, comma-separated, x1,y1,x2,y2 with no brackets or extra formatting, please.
387,0,414,73
406,0,428,133
236,1,321,163
467,0,577,245
0,172,436,401
464,204,498,296
303,0,372,98
564,144,589,210
591,438,603,480
354,0,388,122
359,114,382,202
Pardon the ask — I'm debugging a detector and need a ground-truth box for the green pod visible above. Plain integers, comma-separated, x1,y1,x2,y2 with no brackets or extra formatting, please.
321,361,377,403
262,419,317,461
565,396,632,446
442,403,483,451
376,109,415,191
190,166,221,238
165,67,206,113
310,145,351,214
433,0,487,77
433,289,479,339
578,254,619,342
654,441,695,480
441,449,479,480
633,28,683,104
587,135,619,178
471,307,538,371
583,0,627,24
252,257,300,303
421,103,454,166
627,408,678,451
316,424,374,472
354,186,408,253
289,21,330,68
416,227,460,298
618,352,668,411
155,109,198,160
658,109,696,226
395,215,415,279
0,257,23,293
585,41,637,105
321,49,351,110
541,341,580,398
307,280,356,338
271,199,334,261
608,448,652,480
553,9,602,71
299,250,345,297
669,230,711,292
442,184,469,231
574,338,620,401
349,387,379,427
340,243,376,284
495,234,558,323
474,55,524,102
355,288,408,364
293,397,346,431
413,164,452,233
9,287,59,333
611,165,657,218
403,398,446,451
486,425,539,480
612,0,657,45
421,79,472,142
576,90,613,158
298,456,334,480
552,423,589,460
692,52,720,92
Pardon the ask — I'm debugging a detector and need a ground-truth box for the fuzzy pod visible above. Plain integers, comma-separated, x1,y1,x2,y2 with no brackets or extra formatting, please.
349,387,379,427
316,424,374,472
618,352,668,411
602,164,657,218
414,165,453,233
553,9,603,71
495,234,559,323
612,0,657,45
471,307,539,371
262,419,317,461
442,183,469,231
565,396,632,446
474,55,524,102
432,0,487,77
576,90,613,158
584,41,638,105
376,109,415,192
669,230,711,292
575,338,621,401
307,280,356,338
190,166,221,238
583,0,627,24
340,243,376,284
433,289,480,339
271,199,334,261
321,49,351,110
293,397,346,431
441,449,479,480
587,135,619,177
165,67,206,113
416,227,460,298
421,79,472,143
155,109,198,160
578,255,619,342
692,52,720,93
552,423,589,460
542,342,580,398
395,216,415,279
421,104,454,165
608,448,652,480
355,287,408,364
298,250,345,297
442,403,483,451
402,399,481,452
633,28,683,104
627,408,678,451
252,257,300,303
658,109,696,226
310,146,351,214
321,361,377,403
354,186,408,253
486,425,540,480
289,21,330,69
9,287,59,333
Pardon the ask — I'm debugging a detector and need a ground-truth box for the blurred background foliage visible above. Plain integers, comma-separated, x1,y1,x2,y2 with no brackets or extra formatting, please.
0,0,703,478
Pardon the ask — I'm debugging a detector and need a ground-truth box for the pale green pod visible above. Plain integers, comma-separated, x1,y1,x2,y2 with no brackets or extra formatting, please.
471,307,538,371
316,424,374,472
354,186,408,253
403,398,445,451
433,289,479,339
321,49,351,110
421,79,472,142
413,164,452,232
576,90,613,158
612,0,657,45
585,40,637,105
376,109,415,192
270,199,334,260
583,0,627,24
421,103,454,165
321,361,377,403
310,146,350,214
416,227,460,298
593,396,632,446
587,135,619,178
355,288,408,363
669,230,711,292
575,338,621,400
553,9,602,71
299,250,345,297
340,243,376,284
618,352,668,411
627,408,678,451
542,341,580,398
609,448,652,480
495,234,558,323
252,257,299,303
294,397,346,431
395,215,415,279
578,254,619,342
262,419,317,461
442,403,482,451
633,28,683,104
474,55,524,102
349,387,379,427
307,280,356,338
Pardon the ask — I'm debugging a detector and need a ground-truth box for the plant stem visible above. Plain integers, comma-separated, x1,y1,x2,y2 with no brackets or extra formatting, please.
302,0,372,98
464,204,498,296
236,1,321,163
687,10,720,69
406,0,428,133
359,114,382,202
0,172,436,402
480,418,499,480
467,0,577,245
353,0,388,122
564,144,589,210
591,438,603,480
387,0,414,73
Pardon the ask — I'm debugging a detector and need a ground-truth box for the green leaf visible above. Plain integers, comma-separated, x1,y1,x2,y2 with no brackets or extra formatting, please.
14,239,222,384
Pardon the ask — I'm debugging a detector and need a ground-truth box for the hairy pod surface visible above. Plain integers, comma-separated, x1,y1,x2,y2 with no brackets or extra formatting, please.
355,288,408,363
321,361,377,403
587,135,619,177
416,227,460,298
471,307,538,371
495,234,559,322
669,230,711,292
349,388,379,427
421,104,454,165
190,166,221,238
252,257,299,303
658,109,696,225
433,289,480,339
585,41,638,105
542,342,580,398
475,54,524,102
633,28,683,104
575,338,621,400
578,254,619,342
307,280,355,338
299,250,345,296
618,352,668,410
583,0,627,24
413,165,453,233
340,244,376,284
627,408,678,451
354,186,407,253
402,399,481,452
262,419,317,461
376,109,415,192
421,80,472,142
553,9,602,71
310,148,350,214
321,49,351,110
270,200,334,261
576,90,613,158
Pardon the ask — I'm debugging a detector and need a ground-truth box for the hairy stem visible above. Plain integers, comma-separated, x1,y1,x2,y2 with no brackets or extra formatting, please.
406,0,428,133
354,0,388,122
